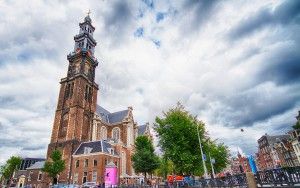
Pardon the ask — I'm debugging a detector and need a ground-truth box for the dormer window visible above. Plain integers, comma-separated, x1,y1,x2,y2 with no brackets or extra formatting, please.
108,148,114,155
84,147,92,154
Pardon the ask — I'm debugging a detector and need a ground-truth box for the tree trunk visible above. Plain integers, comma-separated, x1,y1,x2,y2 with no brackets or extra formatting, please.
53,177,58,185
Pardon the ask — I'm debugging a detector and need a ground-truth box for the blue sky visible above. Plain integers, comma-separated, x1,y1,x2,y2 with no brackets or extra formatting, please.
0,0,299,163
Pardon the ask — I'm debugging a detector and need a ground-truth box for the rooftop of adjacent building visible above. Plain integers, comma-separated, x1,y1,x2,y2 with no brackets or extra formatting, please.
26,161,45,170
258,133,290,146
73,139,119,156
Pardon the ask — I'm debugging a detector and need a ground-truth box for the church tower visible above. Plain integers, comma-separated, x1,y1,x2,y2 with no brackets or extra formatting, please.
47,14,99,183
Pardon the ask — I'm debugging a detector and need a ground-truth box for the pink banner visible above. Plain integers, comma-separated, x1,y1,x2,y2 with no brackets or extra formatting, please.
105,166,118,186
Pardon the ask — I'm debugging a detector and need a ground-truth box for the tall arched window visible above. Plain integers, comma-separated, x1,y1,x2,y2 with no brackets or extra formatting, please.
59,113,68,137
112,127,120,142
127,124,133,146
121,151,126,175
100,126,107,140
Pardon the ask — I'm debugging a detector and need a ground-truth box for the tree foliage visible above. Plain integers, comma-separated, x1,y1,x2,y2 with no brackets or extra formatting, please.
132,136,160,178
154,103,229,176
155,156,174,179
0,156,22,185
42,150,65,185
293,121,300,130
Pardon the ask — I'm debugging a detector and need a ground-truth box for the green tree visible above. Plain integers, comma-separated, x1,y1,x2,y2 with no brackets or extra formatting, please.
155,156,174,179
42,150,65,185
293,121,300,130
0,156,22,186
154,103,229,176
132,136,160,179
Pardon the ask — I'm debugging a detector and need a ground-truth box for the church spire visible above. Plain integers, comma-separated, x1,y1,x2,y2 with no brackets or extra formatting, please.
73,13,97,55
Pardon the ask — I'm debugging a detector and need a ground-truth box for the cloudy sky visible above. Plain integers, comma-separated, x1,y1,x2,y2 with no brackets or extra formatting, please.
0,0,299,164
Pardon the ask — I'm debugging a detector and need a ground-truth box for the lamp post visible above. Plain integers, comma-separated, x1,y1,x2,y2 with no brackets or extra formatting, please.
197,125,208,179
209,152,216,178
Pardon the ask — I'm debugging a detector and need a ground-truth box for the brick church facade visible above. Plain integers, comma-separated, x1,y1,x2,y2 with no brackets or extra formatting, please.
42,15,150,186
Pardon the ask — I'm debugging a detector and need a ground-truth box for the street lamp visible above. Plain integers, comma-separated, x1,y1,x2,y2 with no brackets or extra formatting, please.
209,152,216,178
197,125,208,179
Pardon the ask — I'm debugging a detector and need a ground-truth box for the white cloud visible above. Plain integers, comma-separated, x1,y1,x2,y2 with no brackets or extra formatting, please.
0,0,299,164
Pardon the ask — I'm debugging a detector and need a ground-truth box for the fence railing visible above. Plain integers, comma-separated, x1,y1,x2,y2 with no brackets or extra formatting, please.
195,173,247,187
117,174,248,188
255,166,300,187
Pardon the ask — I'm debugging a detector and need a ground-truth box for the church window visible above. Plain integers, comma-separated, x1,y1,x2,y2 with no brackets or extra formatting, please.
88,86,92,102
65,83,70,98
70,82,74,98
59,113,68,137
84,159,88,167
75,160,79,168
84,64,89,75
38,172,42,181
93,159,97,166
28,171,33,181
73,173,78,184
100,126,107,140
127,124,133,146
92,171,97,182
82,115,89,139
83,172,87,184
112,127,120,142
121,151,126,175
85,85,88,100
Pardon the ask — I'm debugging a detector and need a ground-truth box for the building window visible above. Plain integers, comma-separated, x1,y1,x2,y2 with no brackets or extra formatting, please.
59,113,68,137
84,85,92,101
69,82,74,98
100,126,107,140
92,171,97,182
65,83,70,98
73,173,78,184
75,160,79,168
83,172,87,184
38,172,42,181
112,127,120,142
94,160,97,167
28,171,33,181
108,148,114,155
88,86,92,101
84,159,88,167
121,151,126,175
84,147,92,154
105,158,108,165
127,124,133,146
85,85,89,100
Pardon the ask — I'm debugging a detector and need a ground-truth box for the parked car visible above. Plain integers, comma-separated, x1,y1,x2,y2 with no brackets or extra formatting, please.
82,182,97,188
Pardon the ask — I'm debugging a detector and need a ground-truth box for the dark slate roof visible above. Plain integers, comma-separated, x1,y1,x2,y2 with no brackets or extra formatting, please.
74,140,119,156
108,110,129,124
96,105,128,124
26,161,45,170
138,124,147,135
